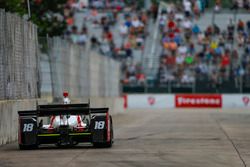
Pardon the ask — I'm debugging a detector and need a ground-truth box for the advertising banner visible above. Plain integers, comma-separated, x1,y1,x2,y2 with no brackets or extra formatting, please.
125,94,250,109
175,94,222,108
222,94,250,108
126,94,175,109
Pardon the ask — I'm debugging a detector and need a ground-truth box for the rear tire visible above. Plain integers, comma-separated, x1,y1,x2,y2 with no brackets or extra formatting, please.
106,116,114,148
19,144,38,150
93,142,103,148
93,141,111,148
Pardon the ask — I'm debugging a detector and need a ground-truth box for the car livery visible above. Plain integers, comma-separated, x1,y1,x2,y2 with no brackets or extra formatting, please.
18,103,113,149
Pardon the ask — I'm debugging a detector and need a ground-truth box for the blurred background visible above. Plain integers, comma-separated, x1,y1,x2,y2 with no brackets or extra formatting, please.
0,0,250,100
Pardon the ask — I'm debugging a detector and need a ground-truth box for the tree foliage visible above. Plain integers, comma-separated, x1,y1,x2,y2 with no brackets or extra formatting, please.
2,0,27,14
29,0,67,36
2,0,67,37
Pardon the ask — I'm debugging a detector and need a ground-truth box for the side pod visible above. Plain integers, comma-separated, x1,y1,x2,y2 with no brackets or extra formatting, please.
90,110,113,148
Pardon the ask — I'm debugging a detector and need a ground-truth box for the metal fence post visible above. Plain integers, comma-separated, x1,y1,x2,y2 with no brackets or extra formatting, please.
240,75,243,93
27,0,31,19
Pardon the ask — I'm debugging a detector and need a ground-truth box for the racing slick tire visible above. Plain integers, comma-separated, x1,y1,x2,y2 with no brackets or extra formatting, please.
19,144,38,150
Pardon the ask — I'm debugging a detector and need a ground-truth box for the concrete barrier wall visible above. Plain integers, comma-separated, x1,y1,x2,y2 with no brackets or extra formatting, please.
89,51,120,97
89,97,125,115
0,99,46,145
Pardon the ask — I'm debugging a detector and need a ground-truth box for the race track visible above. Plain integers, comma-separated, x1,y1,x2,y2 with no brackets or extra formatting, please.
0,109,250,167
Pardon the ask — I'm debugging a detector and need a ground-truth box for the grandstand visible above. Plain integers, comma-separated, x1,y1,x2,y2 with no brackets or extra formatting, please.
122,0,250,94
59,0,250,94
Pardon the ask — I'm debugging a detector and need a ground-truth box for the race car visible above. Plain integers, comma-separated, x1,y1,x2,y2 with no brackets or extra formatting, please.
18,102,113,149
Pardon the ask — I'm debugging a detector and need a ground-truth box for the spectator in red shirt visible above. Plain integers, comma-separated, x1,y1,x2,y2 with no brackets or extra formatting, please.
169,32,175,39
166,55,176,68
221,53,230,68
174,27,181,33
136,73,146,85
103,31,113,42
237,19,245,32
220,53,230,79
168,20,176,30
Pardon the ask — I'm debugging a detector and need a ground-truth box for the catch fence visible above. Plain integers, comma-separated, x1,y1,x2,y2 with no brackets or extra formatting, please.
0,9,121,101
0,9,40,100
40,37,121,101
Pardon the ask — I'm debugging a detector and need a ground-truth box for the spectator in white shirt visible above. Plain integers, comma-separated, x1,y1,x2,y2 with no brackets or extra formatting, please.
132,16,143,28
183,0,192,17
176,55,185,65
182,18,192,30
178,44,188,56
119,23,128,36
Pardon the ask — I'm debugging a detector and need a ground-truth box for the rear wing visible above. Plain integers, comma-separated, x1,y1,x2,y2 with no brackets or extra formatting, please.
18,110,37,116
38,103,89,109
37,103,90,116
18,103,109,116
90,108,109,113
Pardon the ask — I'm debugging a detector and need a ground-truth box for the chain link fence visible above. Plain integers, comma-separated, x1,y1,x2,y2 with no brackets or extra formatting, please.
0,9,40,100
40,37,121,101
0,9,120,101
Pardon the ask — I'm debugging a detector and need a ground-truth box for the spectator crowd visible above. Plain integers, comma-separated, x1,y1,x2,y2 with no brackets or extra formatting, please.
156,0,250,89
61,0,250,90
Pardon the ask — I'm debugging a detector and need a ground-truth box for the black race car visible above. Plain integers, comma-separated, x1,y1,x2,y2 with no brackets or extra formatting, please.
18,103,113,149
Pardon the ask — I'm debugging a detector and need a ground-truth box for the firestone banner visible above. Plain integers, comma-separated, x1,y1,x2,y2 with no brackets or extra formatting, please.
175,94,222,108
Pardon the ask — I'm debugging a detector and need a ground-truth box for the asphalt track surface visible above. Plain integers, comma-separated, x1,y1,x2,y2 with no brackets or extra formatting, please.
1,109,250,167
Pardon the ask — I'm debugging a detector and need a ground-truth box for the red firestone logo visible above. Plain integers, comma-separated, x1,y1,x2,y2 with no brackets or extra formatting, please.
177,97,221,105
175,95,222,108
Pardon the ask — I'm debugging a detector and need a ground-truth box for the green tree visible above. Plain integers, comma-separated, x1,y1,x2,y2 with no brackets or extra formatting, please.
2,0,67,37
29,0,67,36
1,0,27,14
